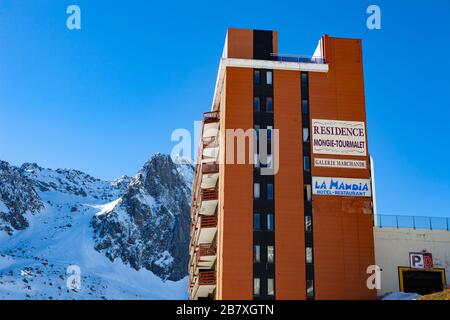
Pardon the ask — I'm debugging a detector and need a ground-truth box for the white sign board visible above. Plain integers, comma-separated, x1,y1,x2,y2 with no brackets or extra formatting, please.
410,253,425,269
312,119,367,156
312,177,371,197
314,158,367,169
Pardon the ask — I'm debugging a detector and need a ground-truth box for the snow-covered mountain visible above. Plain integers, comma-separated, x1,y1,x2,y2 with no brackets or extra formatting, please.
0,154,193,300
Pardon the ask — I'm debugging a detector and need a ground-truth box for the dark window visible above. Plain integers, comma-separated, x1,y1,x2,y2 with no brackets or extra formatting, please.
267,183,274,200
254,70,261,84
303,128,309,142
254,183,260,199
267,214,274,231
302,99,309,114
254,245,261,263
254,278,261,296
254,97,261,112
267,126,272,141
306,280,314,298
266,71,273,85
267,278,275,296
305,216,312,232
301,73,308,89
266,97,273,112
304,156,311,172
254,213,261,230
306,247,313,264
254,124,260,141
267,245,274,263
304,184,312,202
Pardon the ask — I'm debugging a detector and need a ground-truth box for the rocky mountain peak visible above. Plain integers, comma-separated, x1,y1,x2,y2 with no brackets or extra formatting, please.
0,161,44,234
92,154,194,281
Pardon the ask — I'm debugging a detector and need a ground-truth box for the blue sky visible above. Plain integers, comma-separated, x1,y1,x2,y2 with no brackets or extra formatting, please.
1,0,449,218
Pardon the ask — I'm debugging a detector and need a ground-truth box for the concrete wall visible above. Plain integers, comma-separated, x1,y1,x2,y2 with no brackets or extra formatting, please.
374,227,450,296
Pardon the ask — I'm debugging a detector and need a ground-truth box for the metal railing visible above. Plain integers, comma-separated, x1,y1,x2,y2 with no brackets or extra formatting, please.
376,214,450,231
203,111,220,123
270,53,326,64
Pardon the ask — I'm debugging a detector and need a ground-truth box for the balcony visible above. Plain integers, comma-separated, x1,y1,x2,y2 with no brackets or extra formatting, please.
200,188,218,216
197,243,217,269
270,53,326,64
189,242,217,277
197,215,217,244
202,138,219,164
201,162,219,189
203,111,220,124
203,112,220,139
202,112,220,164
191,270,216,299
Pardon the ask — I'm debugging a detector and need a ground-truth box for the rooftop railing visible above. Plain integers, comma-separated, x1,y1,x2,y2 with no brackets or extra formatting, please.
376,214,450,231
270,53,326,64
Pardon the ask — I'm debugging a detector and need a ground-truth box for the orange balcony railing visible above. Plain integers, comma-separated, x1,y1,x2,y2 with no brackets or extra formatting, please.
198,243,217,257
202,162,219,175
202,188,218,202
198,270,216,285
200,215,217,229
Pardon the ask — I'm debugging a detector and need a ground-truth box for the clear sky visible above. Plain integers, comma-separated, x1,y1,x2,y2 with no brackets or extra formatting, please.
1,0,449,218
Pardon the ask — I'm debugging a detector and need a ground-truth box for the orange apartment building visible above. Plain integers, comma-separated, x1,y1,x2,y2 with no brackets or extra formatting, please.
188,28,376,300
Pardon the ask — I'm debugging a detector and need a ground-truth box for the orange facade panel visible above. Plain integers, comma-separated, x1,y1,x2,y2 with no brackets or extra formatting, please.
273,70,306,299
226,28,253,59
309,37,376,300
220,67,254,299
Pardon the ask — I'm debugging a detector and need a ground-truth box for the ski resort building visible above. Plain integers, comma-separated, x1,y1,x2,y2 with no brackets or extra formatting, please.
188,28,375,300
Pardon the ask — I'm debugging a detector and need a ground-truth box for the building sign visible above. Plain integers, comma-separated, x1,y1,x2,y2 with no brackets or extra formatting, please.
314,157,367,169
410,252,433,269
312,119,367,156
312,177,371,197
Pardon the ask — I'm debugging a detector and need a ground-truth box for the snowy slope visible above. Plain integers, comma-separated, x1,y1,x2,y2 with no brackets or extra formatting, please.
0,156,193,300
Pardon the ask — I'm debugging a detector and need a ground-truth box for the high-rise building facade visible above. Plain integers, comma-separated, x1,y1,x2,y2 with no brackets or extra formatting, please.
188,28,376,300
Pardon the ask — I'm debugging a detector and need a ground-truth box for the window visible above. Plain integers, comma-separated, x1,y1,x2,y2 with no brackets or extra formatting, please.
267,214,274,231
266,154,273,169
254,97,261,112
254,183,260,199
303,128,309,142
305,216,312,232
266,71,273,85
266,97,273,112
304,156,310,172
301,73,308,88
306,280,314,298
267,278,275,296
254,153,260,168
254,70,261,84
306,247,313,264
302,99,309,114
267,126,273,141
304,184,312,202
267,245,274,263
254,124,260,143
254,245,261,263
254,278,261,296
254,213,261,230
267,183,274,200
